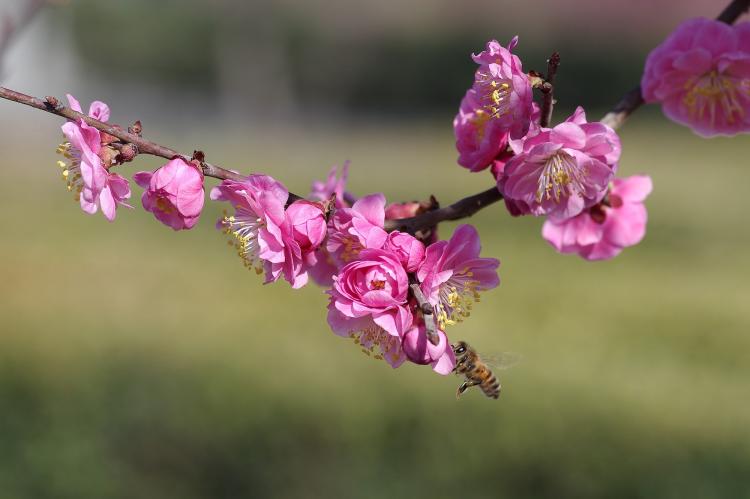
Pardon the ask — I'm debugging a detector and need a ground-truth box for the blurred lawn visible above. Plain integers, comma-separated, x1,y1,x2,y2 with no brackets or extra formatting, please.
0,113,749,499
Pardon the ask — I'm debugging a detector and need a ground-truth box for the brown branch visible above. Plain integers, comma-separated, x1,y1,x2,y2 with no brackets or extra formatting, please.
0,86,302,200
539,52,560,128
409,283,439,345
600,0,750,130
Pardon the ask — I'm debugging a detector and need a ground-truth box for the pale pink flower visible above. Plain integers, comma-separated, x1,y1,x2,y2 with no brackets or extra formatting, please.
327,248,413,338
471,37,534,140
453,88,511,172
383,231,425,272
402,323,456,375
310,161,350,208
642,19,750,137
326,193,388,265
56,94,130,221
417,225,500,328
133,158,204,230
542,175,652,261
211,175,308,288
499,106,621,219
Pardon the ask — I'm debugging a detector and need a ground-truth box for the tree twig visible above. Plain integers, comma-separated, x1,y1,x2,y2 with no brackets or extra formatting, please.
539,52,560,128
409,283,439,345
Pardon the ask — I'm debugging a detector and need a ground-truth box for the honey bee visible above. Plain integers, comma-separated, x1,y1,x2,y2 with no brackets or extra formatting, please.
452,341,519,400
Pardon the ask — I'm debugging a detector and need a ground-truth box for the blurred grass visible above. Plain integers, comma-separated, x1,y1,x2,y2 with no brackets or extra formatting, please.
0,113,749,499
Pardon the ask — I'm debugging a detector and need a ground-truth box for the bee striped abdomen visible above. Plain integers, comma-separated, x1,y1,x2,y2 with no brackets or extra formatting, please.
480,374,501,399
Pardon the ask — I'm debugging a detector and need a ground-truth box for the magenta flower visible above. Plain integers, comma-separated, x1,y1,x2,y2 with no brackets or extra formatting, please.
133,158,204,230
417,224,500,328
471,37,534,140
285,200,327,266
385,201,421,220
310,161,350,208
642,19,750,137
326,193,388,265
542,175,653,261
402,323,456,375
383,231,425,272
499,106,621,219
211,175,308,288
453,88,511,172
56,94,130,221
327,248,413,338
338,321,407,369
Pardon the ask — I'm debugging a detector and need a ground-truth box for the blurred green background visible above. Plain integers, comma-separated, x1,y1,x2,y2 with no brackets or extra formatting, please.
1,1,749,498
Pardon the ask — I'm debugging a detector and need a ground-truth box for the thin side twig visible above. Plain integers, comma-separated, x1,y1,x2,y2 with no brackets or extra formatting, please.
539,52,560,128
409,283,439,345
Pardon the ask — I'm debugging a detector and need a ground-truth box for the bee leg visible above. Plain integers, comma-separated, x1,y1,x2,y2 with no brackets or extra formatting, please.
456,380,481,399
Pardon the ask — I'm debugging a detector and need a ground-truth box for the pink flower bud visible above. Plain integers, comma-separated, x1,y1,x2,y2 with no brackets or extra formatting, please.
383,231,425,272
133,158,204,231
402,323,455,375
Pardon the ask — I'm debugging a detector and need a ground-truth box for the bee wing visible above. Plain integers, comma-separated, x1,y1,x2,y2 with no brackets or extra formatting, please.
481,352,523,370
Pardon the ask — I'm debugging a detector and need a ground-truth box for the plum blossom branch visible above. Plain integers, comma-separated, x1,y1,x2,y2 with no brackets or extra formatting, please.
409,282,439,345
0,86,303,201
600,0,750,130
539,52,560,128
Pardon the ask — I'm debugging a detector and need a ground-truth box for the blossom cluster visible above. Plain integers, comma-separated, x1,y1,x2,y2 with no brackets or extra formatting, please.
49,16,749,377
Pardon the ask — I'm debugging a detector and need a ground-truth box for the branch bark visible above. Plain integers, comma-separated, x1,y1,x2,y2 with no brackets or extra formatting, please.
409,283,439,345
539,52,560,128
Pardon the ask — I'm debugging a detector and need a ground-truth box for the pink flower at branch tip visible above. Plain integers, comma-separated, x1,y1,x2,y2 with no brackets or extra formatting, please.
453,88,511,172
211,174,309,288
56,94,131,221
310,161,350,208
133,158,204,231
542,175,652,260
499,106,621,219
402,323,456,375
642,18,750,137
417,224,500,328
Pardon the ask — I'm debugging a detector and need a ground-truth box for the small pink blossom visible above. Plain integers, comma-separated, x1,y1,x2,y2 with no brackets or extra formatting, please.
499,106,621,219
417,224,500,328
310,161,350,208
471,37,534,141
385,201,421,220
326,193,388,265
453,88,511,172
211,175,308,288
285,200,327,267
383,231,425,272
642,18,750,137
133,158,204,230
542,175,652,261
56,94,130,221
402,323,456,375
328,248,413,338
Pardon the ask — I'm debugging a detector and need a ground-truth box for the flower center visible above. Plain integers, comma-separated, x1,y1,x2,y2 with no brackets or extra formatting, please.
475,72,512,119
370,279,386,290
340,235,362,263
220,206,265,274
349,326,402,364
683,70,746,124
55,141,84,202
435,269,482,328
155,196,175,214
469,109,491,142
536,151,587,203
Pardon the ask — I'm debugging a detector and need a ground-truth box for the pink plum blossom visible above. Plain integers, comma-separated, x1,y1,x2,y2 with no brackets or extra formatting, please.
326,193,388,265
339,321,407,369
56,94,130,221
402,323,456,374
133,158,204,230
642,18,750,137
499,106,621,219
211,175,308,288
542,175,652,261
310,161,350,208
385,201,422,220
383,231,425,272
471,37,534,141
417,224,500,328
327,248,413,338
286,200,327,267
453,88,511,172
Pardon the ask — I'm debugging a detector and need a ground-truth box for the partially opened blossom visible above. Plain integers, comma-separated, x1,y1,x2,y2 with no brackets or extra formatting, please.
453,88,511,172
542,175,652,260
402,323,456,375
383,231,425,272
285,200,327,266
56,94,130,221
133,158,204,230
326,193,388,265
385,201,421,220
211,175,308,288
642,18,750,137
499,106,621,219
328,248,413,338
471,37,534,140
310,161,350,208
417,225,500,328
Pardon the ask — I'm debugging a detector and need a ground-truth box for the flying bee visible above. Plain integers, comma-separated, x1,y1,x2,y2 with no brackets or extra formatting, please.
452,341,520,400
